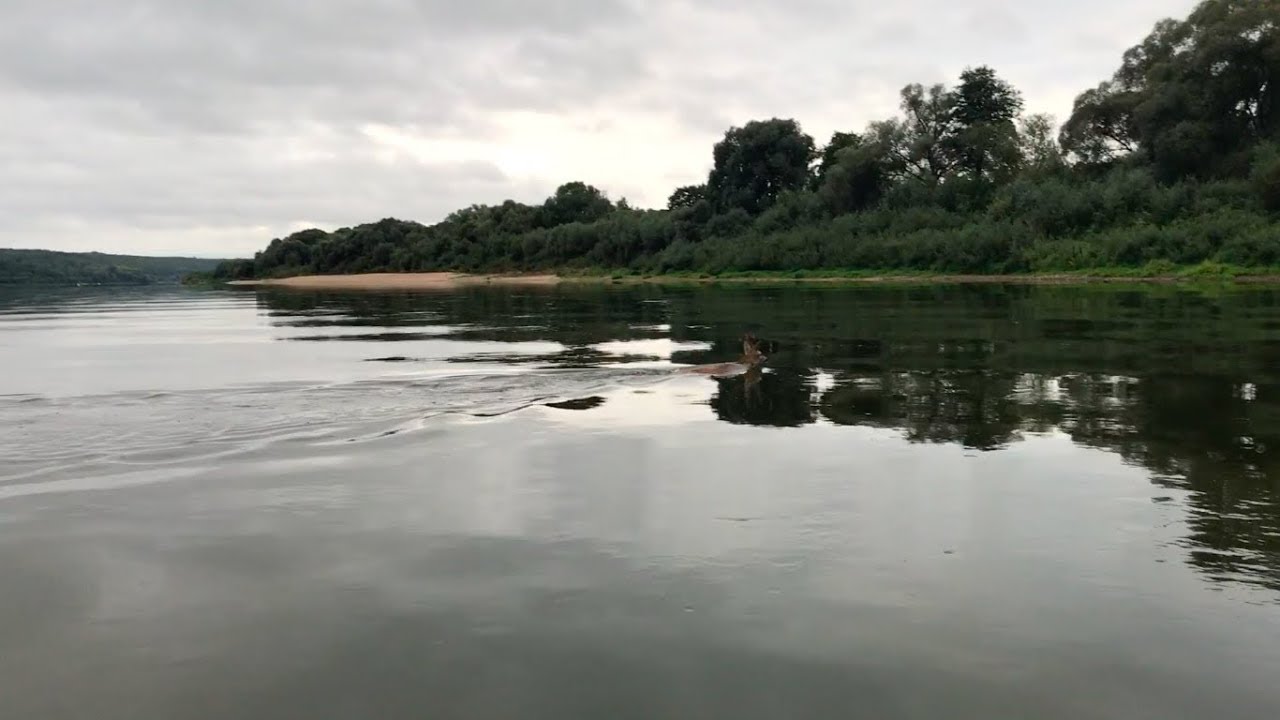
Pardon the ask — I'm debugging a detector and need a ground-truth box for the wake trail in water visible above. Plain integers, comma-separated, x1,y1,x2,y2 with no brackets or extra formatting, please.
0,366,692,491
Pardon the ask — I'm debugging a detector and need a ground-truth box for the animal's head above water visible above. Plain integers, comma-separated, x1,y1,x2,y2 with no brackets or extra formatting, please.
741,333,766,365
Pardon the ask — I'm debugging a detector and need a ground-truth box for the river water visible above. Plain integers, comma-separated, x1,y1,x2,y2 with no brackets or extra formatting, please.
1,283,1278,719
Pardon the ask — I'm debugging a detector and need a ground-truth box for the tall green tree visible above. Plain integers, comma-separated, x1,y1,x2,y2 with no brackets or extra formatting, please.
946,66,1025,182
1063,0,1280,179
540,182,614,227
1059,81,1140,165
816,141,888,215
667,184,713,242
873,83,956,186
667,184,707,210
950,66,1023,126
814,131,864,186
1251,142,1280,212
1018,113,1066,175
706,118,816,215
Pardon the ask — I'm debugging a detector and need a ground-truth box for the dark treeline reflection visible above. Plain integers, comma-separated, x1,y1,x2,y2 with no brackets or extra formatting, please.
254,283,1280,594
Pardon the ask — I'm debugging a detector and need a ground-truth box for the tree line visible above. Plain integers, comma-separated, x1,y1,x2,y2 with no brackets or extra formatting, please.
209,0,1280,281
1,249,221,286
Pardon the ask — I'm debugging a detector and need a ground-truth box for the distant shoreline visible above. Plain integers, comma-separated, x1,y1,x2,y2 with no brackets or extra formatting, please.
226,272,561,290
219,269,1280,290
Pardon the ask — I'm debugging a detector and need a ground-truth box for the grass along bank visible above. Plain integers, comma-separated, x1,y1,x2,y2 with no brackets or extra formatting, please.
559,261,1280,284
197,262,1280,291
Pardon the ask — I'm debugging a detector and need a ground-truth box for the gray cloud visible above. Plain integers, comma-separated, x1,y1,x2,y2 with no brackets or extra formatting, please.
0,0,1199,257
0,0,643,133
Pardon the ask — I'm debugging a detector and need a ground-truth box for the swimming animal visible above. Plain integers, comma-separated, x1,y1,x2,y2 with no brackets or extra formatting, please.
677,333,767,378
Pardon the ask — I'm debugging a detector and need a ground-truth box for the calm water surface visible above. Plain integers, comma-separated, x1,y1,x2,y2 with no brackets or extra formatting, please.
1,283,1278,719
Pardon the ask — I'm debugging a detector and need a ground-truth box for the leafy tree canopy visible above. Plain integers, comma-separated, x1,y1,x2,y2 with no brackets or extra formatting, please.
706,118,816,215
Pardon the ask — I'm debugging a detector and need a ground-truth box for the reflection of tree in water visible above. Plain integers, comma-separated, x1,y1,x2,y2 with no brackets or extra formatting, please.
254,286,680,346
1056,375,1280,594
819,370,1024,450
708,368,816,428
254,283,1280,596
810,368,1280,594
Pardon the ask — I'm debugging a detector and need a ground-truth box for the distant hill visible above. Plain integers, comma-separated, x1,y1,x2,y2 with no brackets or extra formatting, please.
0,249,224,286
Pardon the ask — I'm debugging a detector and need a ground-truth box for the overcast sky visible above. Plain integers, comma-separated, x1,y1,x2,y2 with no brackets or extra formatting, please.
1,0,1199,258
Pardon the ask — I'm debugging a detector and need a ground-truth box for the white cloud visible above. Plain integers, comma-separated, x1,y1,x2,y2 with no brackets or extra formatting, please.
0,0,1199,257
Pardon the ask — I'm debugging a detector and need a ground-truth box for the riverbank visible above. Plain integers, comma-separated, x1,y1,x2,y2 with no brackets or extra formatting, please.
579,261,1280,285
214,265,1280,290
226,272,561,290
592,272,1280,286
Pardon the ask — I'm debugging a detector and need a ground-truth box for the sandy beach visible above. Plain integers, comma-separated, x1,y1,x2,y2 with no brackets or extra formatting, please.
227,272,561,290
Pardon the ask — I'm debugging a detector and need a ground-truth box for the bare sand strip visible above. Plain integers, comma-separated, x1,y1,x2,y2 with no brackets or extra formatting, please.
227,272,560,290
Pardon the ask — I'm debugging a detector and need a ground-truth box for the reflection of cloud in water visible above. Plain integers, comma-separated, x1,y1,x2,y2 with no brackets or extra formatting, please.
812,370,837,395
591,338,711,360
523,434,654,544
